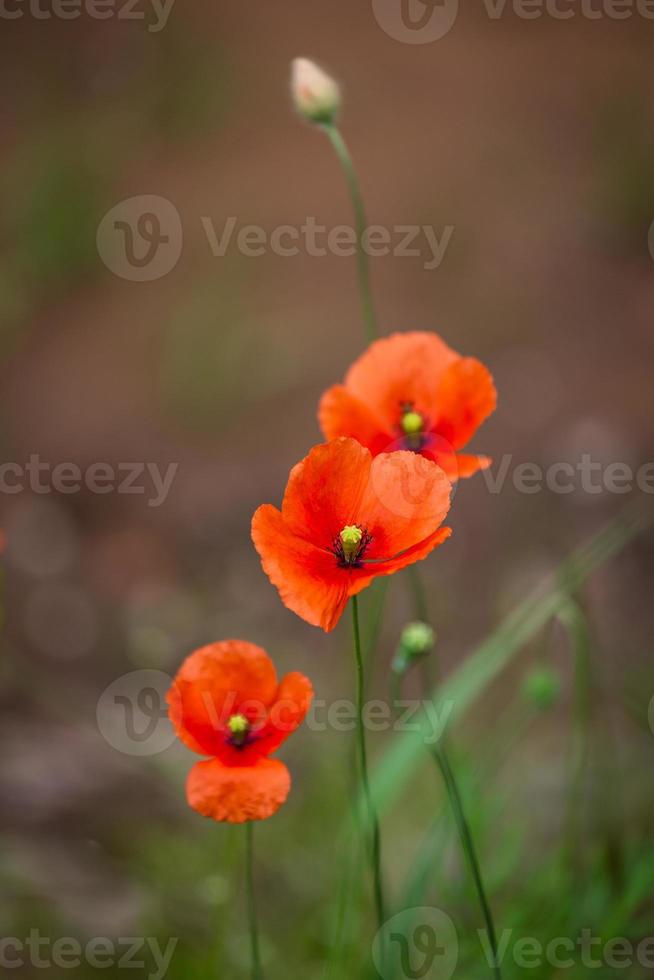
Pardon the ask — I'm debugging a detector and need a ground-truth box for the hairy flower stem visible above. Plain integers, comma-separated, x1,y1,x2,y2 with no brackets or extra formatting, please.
245,822,264,980
352,596,386,931
322,124,378,344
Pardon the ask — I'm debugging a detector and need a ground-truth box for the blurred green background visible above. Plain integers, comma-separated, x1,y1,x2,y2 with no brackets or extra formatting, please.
1,3,653,978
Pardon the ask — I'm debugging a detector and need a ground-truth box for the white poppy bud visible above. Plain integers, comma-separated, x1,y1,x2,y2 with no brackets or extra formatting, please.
291,58,340,125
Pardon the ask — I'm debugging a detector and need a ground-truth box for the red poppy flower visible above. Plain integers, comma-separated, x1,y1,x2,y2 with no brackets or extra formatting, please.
167,640,313,823
252,437,451,632
319,331,496,481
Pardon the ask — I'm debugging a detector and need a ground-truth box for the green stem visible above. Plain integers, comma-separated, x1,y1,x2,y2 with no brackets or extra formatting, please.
325,585,390,980
245,822,263,980
557,600,592,871
392,662,502,978
362,577,390,690
401,566,502,980
407,563,430,623
322,124,378,344
407,566,437,696
352,595,386,930
433,747,502,980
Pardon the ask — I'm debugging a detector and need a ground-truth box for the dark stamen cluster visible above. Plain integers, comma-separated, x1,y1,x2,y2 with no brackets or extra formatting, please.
330,527,373,568
225,713,257,749
398,399,431,452
402,431,429,452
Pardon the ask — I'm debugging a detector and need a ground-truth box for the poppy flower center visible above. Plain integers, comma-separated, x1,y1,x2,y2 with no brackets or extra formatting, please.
401,410,424,436
226,713,251,747
400,404,430,451
330,524,372,568
340,524,363,557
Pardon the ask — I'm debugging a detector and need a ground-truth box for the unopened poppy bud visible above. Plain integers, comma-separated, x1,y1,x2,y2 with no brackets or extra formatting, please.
340,524,363,560
393,621,436,673
291,58,340,125
227,713,250,745
401,411,423,436
522,667,560,710
402,621,435,658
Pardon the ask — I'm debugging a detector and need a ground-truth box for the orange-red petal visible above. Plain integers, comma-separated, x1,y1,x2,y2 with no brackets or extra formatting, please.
318,385,394,455
252,443,453,632
359,451,452,560
281,438,371,546
433,357,497,450
257,672,314,754
343,331,459,432
422,447,492,481
167,641,278,757
317,333,496,465
252,503,350,631
452,453,492,479
186,757,291,823
349,526,452,594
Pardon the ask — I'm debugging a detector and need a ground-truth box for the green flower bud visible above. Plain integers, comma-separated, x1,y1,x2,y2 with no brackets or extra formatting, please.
522,667,560,710
393,621,436,674
402,621,435,656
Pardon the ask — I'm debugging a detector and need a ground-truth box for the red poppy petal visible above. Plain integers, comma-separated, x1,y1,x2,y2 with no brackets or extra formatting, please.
434,357,497,450
252,504,350,632
453,453,492,479
167,641,278,757
258,672,314,754
359,451,452,559
349,526,452,596
280,438,371,547
318,385,393,455
345,332,459,431
422,447,492,481
186,757,291,823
